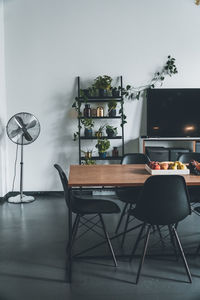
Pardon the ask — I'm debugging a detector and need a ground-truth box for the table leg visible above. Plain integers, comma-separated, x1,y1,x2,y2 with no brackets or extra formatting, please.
67,187,72,283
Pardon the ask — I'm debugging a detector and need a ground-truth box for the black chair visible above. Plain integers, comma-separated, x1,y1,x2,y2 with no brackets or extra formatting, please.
178,152,200,212
115,153,150,247
54,164,120,270
129,175,192,284
178,152,200,163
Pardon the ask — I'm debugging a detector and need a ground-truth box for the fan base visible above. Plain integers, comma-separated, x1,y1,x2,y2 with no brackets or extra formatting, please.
8,194,35,204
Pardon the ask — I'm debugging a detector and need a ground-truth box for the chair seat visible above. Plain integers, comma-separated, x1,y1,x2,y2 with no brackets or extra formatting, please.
116,187,142,204
129,207,186,226
72,198,120,215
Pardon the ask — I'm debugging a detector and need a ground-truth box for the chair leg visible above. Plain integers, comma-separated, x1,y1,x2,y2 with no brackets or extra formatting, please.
99,214,118,267
67,214,80,253
121,204,132,248
172,226,192,283
129,223,146,262
115,203,128,234
168,225,179,261
136,225,151,284
156,225,165,248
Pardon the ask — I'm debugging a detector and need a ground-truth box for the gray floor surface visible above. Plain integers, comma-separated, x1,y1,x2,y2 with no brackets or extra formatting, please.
0,193,200,300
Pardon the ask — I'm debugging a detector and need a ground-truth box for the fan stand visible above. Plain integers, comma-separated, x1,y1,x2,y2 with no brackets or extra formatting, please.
8,136,35,204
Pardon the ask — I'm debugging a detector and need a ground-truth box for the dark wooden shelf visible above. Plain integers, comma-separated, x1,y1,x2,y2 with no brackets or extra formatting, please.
79,116,121,119
80,136,122,140
78,97,122,102
81,156,122,161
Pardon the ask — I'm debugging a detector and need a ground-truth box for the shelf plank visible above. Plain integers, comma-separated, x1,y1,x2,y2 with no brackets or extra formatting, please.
81,156,122,161
80,136,122,140
78,97,122,102
79,116,121,119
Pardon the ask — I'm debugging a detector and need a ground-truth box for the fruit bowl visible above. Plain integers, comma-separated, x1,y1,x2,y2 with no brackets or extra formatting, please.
188,160,200,175
145,161,190,175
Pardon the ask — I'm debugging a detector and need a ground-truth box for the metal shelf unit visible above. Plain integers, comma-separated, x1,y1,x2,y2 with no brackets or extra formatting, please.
77,76,125,164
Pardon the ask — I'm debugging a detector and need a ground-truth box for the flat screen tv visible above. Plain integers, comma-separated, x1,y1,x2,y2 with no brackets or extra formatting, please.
147,88,200,137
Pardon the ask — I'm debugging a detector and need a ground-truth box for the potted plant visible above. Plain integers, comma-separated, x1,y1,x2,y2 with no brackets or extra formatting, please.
95,124,105,139
106,125,118,138
93,75,112,97
81,118,94,138
108,99,117,117
81,149,93,159
83,158,96,165
95,138,110,158
111,87,120,97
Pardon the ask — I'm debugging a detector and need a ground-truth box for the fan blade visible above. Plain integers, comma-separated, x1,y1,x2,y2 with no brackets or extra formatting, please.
26,119,37,129
10,127,23,139
14,116,33,142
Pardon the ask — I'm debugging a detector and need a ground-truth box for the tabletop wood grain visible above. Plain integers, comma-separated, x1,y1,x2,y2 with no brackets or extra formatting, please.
68,164,200,187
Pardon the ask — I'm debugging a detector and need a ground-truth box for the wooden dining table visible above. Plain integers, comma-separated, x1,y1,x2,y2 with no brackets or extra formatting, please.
68,164,200,187
67,164,200,282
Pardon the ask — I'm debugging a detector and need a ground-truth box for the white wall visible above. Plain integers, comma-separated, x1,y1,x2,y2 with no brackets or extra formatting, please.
2,0,200,192
0,0,8,197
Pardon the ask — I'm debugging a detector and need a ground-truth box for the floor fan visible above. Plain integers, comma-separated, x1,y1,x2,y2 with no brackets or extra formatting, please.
6,112,41,203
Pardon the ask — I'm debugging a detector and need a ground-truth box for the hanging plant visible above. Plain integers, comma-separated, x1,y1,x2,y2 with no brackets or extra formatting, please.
119,55,178,101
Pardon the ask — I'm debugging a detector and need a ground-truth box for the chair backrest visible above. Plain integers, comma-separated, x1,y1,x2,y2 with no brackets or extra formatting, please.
178,152,200,163
135,175,191,225
54,164,70,208
121,153,150,165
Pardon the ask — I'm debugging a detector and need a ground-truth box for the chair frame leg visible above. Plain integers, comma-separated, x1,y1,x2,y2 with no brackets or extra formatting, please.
99,214,118,267
121,204,132,248
168,225,179,261
66,214,80,253
115,202,128,234
136,225,151,284
172,225,192,283
129,222,146,262
156,225,165,248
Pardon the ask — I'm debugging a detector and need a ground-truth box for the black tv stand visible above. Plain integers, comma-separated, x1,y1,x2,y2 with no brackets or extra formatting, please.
140,136,200,153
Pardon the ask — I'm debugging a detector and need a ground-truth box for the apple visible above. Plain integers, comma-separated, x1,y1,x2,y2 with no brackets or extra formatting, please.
160,162,169,170
154,164,161,170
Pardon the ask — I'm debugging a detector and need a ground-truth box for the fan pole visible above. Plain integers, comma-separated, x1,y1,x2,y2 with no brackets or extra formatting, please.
8,134,35,204
20,136,24,201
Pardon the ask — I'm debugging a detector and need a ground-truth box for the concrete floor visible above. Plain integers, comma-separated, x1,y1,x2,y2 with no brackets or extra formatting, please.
0,194,200,300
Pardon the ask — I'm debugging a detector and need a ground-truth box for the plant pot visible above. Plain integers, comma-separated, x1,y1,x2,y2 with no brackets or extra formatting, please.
112,89,120,97
84,128,93,138
98,88,107,97
82,89,90,97
85,151,92,159
95,131,102,138
99,152,107,159
106,129,116,138
108,109,116,117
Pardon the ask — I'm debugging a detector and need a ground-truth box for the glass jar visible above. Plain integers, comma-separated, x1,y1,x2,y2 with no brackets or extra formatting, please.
91,108,97,117
84,104,91,117
112,147,118,157
97,106,104,117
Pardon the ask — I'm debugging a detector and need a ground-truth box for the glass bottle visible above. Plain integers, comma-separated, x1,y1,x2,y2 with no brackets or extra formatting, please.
112,147,118,157
84,104,91,117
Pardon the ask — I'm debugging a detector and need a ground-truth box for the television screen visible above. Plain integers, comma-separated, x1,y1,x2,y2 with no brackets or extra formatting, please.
147,88,200,137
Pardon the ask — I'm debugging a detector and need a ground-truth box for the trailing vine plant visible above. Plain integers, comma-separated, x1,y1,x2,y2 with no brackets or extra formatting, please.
119,55,178,101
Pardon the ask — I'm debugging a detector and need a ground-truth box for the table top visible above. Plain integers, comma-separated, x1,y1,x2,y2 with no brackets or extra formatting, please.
68,164,200,187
